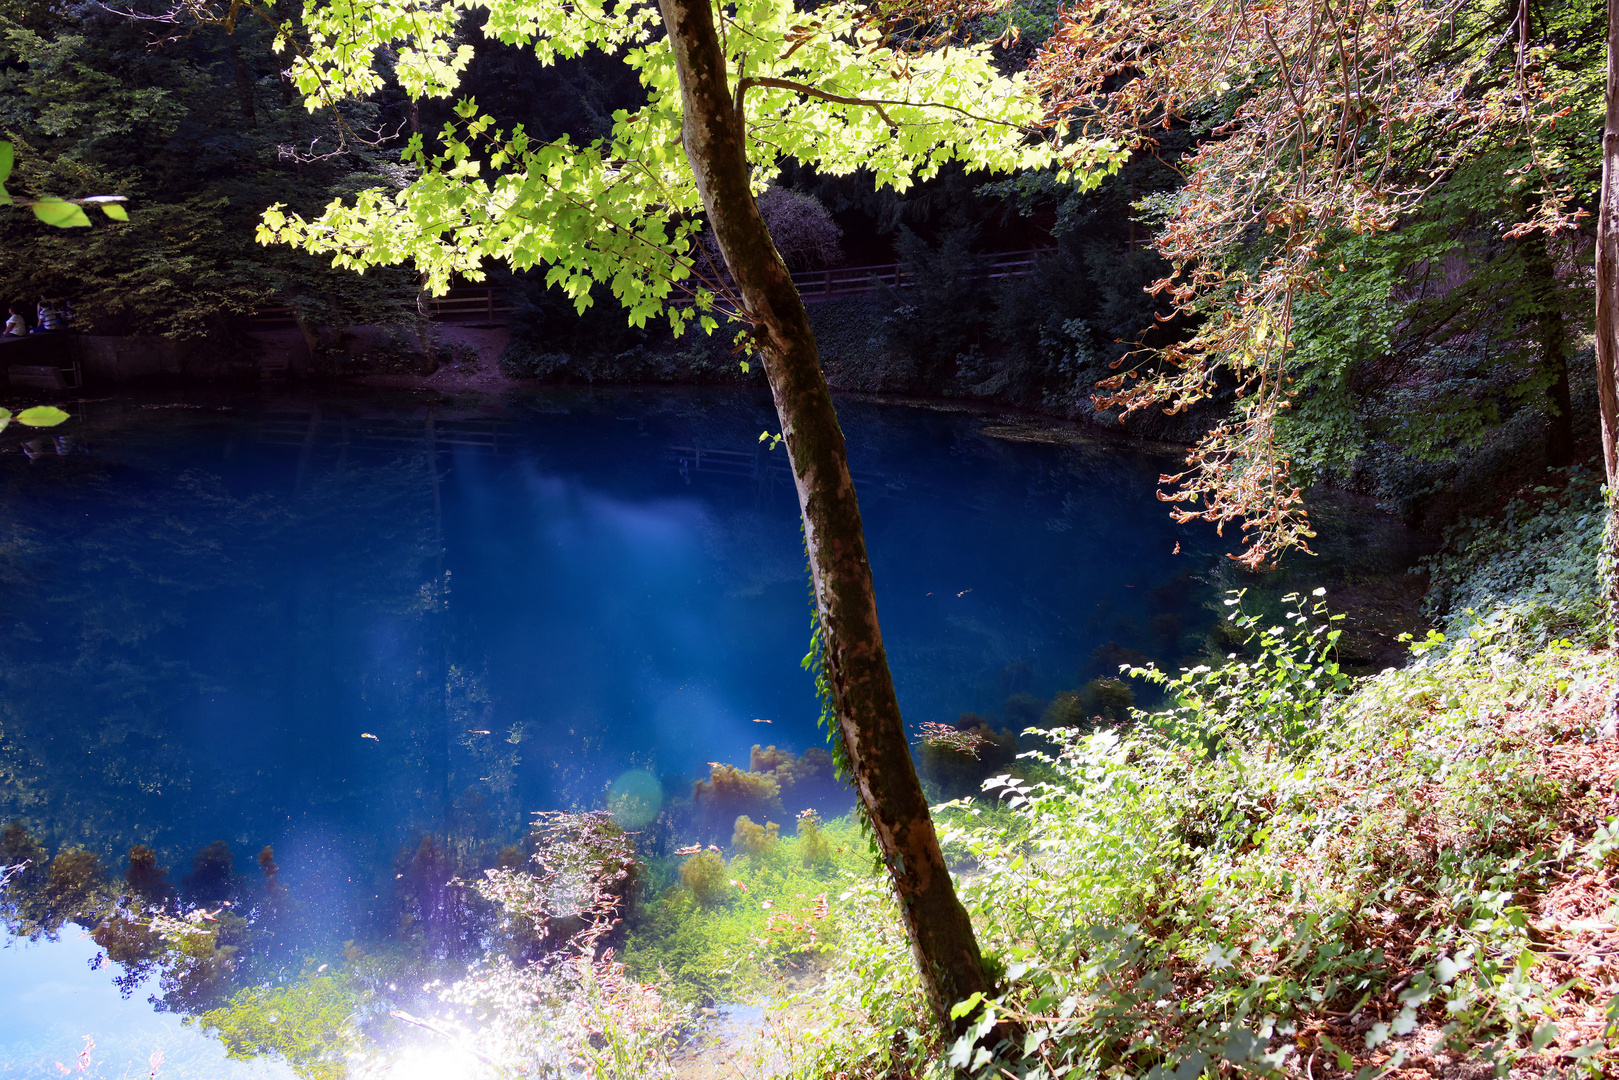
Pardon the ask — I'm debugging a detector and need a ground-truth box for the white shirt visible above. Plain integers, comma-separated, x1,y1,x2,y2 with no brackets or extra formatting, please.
3,314,22,336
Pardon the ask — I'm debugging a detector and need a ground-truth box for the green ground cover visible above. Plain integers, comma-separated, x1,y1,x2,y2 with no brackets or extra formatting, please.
732,484,1619,1077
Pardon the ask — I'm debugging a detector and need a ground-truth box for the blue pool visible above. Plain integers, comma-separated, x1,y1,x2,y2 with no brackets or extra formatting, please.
0,387,1220,1061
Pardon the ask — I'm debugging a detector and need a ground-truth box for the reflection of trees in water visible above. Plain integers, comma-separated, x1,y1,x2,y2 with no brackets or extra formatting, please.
0,807,679,1074
0,448,444,864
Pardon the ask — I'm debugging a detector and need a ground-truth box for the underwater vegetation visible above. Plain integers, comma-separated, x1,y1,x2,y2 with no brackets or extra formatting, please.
679,849,729,908
0,743,881,1074
732,815,782,857
689,744,840,838
916,715,1021,799
626,812,872,1007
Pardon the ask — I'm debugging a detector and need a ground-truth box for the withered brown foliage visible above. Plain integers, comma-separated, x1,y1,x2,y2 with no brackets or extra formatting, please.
1031,0,1581,566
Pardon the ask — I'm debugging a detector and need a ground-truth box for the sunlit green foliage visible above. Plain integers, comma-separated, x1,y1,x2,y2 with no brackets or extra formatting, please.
765,575,1618,1076
0,134,129,226
193,971,361,1080
1129,589,1352,752
260,0,1118,335
0,405,69,433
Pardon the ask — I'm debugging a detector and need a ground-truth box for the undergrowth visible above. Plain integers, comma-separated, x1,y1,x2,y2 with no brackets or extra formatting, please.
752,587,1619,1078
1419,466,1607,649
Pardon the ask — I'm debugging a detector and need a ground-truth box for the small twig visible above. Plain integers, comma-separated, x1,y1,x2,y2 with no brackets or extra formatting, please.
735,75,1037,133
388,1010,500,1067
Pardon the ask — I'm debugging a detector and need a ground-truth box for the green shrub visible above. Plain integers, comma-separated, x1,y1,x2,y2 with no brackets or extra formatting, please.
773,581,1618,1078
1130,588,1351,752
1420,466,1607,648
804,293,900,391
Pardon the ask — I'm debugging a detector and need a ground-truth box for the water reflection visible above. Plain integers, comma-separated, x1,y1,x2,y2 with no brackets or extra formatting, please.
0,932,294,1077
0,388,1225,1068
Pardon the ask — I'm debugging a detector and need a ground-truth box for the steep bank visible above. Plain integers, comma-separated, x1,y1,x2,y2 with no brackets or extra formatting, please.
721,469,1619,1078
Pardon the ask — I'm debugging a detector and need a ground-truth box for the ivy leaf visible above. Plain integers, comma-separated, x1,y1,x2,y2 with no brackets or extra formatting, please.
16,406,70,427
33,200,92,228
100,203,129,222
1202,942,1239,970
948,991,983,1021
0,141,11,185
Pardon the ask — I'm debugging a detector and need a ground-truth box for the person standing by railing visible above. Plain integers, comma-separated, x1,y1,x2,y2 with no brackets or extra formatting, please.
4,305,24,336
31,294,58,333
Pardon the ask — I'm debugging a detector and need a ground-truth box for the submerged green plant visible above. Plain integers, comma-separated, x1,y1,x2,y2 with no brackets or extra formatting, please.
679,850,729,909
732,816,781,859
797,810,832,870
625,816,869,1006
193,971,360,1080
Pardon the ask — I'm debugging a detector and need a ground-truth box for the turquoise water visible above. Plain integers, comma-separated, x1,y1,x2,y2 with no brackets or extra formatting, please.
0,388,1217,1053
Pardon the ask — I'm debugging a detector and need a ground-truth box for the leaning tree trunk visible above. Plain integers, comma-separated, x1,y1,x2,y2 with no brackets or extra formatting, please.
656,0,995,1034
1522,229,1573,467
228,38,257,126
1598,0,1619,729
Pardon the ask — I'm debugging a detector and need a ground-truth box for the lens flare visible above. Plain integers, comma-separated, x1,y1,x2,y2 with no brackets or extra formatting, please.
354,1044,491,1080
606,770,663,829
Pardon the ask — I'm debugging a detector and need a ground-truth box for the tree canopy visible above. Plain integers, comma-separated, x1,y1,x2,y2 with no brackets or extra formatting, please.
1033,0,1601,565
256,0,1114,328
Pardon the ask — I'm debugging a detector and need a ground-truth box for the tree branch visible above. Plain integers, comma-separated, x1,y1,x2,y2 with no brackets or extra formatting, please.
734,75,1036,133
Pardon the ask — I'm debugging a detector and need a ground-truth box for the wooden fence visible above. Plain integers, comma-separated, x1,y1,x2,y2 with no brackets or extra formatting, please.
250,249,1047,325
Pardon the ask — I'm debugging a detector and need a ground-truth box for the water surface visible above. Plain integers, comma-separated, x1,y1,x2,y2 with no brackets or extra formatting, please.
0,387,1218,1054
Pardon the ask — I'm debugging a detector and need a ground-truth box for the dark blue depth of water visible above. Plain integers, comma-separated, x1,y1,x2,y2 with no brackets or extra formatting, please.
0,388,1214,955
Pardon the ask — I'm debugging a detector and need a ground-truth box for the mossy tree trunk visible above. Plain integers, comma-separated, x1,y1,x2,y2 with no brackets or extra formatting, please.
1598,0,1619,730
655,0,996,1034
